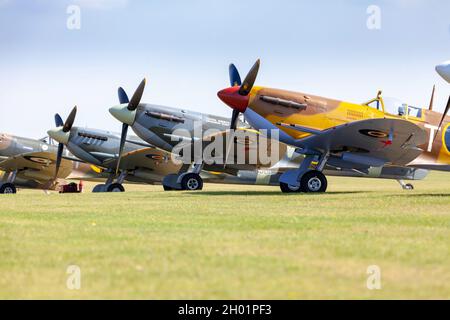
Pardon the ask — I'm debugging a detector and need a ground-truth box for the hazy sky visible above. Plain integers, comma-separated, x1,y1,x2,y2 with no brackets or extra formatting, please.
1,0,449,137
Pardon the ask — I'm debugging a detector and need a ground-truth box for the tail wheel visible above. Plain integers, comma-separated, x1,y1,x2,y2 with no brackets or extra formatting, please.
0,183,17,194
107,183,125,192
300,171,327,193
181,173,203,191
280,182,302,193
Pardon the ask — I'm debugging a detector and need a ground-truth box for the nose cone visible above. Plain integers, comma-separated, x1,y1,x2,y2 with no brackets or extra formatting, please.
217,87,249,113
436,61,450,84
47,127,70,144
109,104,137,126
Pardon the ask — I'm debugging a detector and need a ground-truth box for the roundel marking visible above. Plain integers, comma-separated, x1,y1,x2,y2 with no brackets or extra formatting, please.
359,129,389,139
443,123,450,154
24,156,53,165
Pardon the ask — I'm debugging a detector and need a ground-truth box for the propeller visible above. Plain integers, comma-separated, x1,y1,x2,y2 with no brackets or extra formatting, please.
118,87,130,104
432,96,450,143
428,85,436,111
229,63,242,87
52,106,77,180
114,79,147,175
55,114,64,127
238,59,260,96
63,106,77,133
218,60,260,131
219,60,260,166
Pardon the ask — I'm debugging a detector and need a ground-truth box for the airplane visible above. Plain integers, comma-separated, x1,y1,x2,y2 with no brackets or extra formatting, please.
108,79,430,192
217,60,450,193
47,106,184,192
0,132,99,194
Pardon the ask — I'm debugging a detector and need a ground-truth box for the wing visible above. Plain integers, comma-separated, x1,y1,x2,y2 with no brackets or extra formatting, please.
0,151,72,183
280,118,427,166
102,147,181,176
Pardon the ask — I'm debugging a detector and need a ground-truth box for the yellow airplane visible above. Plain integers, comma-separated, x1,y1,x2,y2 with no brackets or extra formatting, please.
217,60,450,193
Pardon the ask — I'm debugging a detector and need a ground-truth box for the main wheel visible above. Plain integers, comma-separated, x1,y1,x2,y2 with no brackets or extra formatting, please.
92,184,106,193
181,173,203,191
0,183,16,194
300,171,327,193
280,182,302,193
107,183,125,192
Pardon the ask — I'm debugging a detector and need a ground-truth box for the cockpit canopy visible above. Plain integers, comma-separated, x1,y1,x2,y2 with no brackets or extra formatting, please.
363,91,423,119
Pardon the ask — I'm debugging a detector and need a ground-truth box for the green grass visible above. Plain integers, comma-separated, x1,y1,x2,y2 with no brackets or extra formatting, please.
0,173,449,299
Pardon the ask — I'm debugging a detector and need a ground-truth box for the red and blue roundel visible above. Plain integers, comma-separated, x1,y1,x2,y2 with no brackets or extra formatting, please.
444,124,450,153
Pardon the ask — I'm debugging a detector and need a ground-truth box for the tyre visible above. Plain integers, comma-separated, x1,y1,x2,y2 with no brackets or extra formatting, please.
300,171,327,193
0,183,16,194
107,183,125,192
181,173,203,191
280,182,302,193
92,184,106,193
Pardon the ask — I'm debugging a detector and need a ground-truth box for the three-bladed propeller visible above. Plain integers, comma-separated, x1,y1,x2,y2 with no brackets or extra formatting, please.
218,59,260,130
113,79,147,174
50,106,77,180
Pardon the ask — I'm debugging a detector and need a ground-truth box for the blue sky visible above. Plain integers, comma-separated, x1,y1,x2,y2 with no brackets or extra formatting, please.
1,0,449,137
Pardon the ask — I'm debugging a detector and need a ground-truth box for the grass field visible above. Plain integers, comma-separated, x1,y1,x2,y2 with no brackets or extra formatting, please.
0,173,449,299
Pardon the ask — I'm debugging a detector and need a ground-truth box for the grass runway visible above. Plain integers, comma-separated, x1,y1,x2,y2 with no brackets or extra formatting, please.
0,173,449,299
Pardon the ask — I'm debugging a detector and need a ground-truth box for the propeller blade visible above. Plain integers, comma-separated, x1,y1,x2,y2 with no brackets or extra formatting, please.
63,106,77,133
229,64,242,87
115,123,129,175
54,143,64,180
433,96,450,143
238,59,260,96
128,78,146,111
118,87,130,104
230,109,240,130
428,85,436,111
54,114,64,127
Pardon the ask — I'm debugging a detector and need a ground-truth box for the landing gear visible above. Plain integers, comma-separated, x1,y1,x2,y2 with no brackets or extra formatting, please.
92,171,127,193
0,183,17,194
0,171,18,194
300,170,327,193
397,179,414,191
279,171,328,193
162,163,204,191
181,173,203,191
279,153,329,194
107,183,125,192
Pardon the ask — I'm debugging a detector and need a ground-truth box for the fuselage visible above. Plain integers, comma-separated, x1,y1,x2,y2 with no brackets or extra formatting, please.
0,133,58,159
238,86,450,170
130,103,232,152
